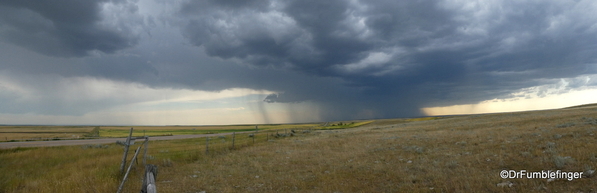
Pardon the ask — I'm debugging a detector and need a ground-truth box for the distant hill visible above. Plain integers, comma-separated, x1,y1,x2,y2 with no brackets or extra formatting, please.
563,103,597,109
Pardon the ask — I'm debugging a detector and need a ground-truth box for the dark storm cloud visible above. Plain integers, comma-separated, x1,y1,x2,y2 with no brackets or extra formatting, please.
180,0,460,73
0,0,140,57
2,0,597,122
178,0,597,119
264,93,299,103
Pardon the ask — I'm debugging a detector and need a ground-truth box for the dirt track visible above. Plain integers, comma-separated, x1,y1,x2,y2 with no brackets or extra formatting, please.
0,132,250,149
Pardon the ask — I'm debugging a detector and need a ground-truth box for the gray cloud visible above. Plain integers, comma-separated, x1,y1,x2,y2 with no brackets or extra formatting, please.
2,0,597,123
176,0,597,119
0,0,142,57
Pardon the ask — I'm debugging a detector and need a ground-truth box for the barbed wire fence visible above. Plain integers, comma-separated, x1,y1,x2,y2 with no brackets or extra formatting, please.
113,127,315,192
115,128,155,193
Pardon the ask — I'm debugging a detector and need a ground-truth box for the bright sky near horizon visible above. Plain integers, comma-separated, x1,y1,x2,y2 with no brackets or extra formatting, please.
423,87,597,116
1,0,597,125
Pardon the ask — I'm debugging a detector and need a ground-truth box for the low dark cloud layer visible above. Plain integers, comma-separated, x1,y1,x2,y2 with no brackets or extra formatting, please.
0,0,141,57
1,0,597,123
177,0,597,118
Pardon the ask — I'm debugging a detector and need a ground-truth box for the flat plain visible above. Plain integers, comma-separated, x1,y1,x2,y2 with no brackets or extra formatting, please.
0,121,371,141
1,105,597,192
0,126,95,141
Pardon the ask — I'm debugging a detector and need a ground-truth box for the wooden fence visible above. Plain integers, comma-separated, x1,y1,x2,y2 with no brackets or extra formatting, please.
116,128,156,193
114,127,311,193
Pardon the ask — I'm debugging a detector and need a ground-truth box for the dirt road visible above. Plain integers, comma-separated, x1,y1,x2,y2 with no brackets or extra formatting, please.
0,132,251,149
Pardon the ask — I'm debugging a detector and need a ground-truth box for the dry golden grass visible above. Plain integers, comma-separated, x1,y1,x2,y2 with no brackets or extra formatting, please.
0,126,94,141
0,145,122,192
0,122,332,140
99,123,326,137
1,106,597,192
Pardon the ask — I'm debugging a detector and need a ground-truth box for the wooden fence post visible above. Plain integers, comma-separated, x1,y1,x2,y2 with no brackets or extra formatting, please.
119,127,134,174
142,137,149,166
141,164,158,193
232,132,235,149
205,137,209,154
117,146,142,193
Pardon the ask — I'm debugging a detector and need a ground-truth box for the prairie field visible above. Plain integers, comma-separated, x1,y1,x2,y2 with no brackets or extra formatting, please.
1,105,597,192
0,121,369,141
98,123,324,138
0,126,95,141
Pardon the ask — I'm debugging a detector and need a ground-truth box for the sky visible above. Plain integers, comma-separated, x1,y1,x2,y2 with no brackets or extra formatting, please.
1,0,597,125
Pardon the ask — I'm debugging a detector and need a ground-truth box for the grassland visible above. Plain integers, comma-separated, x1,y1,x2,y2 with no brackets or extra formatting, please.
0,122,347,141
98,123,327,138
1,106,597,192
0,126,95,141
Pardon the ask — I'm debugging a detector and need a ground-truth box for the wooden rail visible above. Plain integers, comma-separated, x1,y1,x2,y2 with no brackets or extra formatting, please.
116,128,157,192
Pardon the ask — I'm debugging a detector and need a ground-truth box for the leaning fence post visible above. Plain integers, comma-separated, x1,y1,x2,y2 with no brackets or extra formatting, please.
117,146,142,193
119,127,134,174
